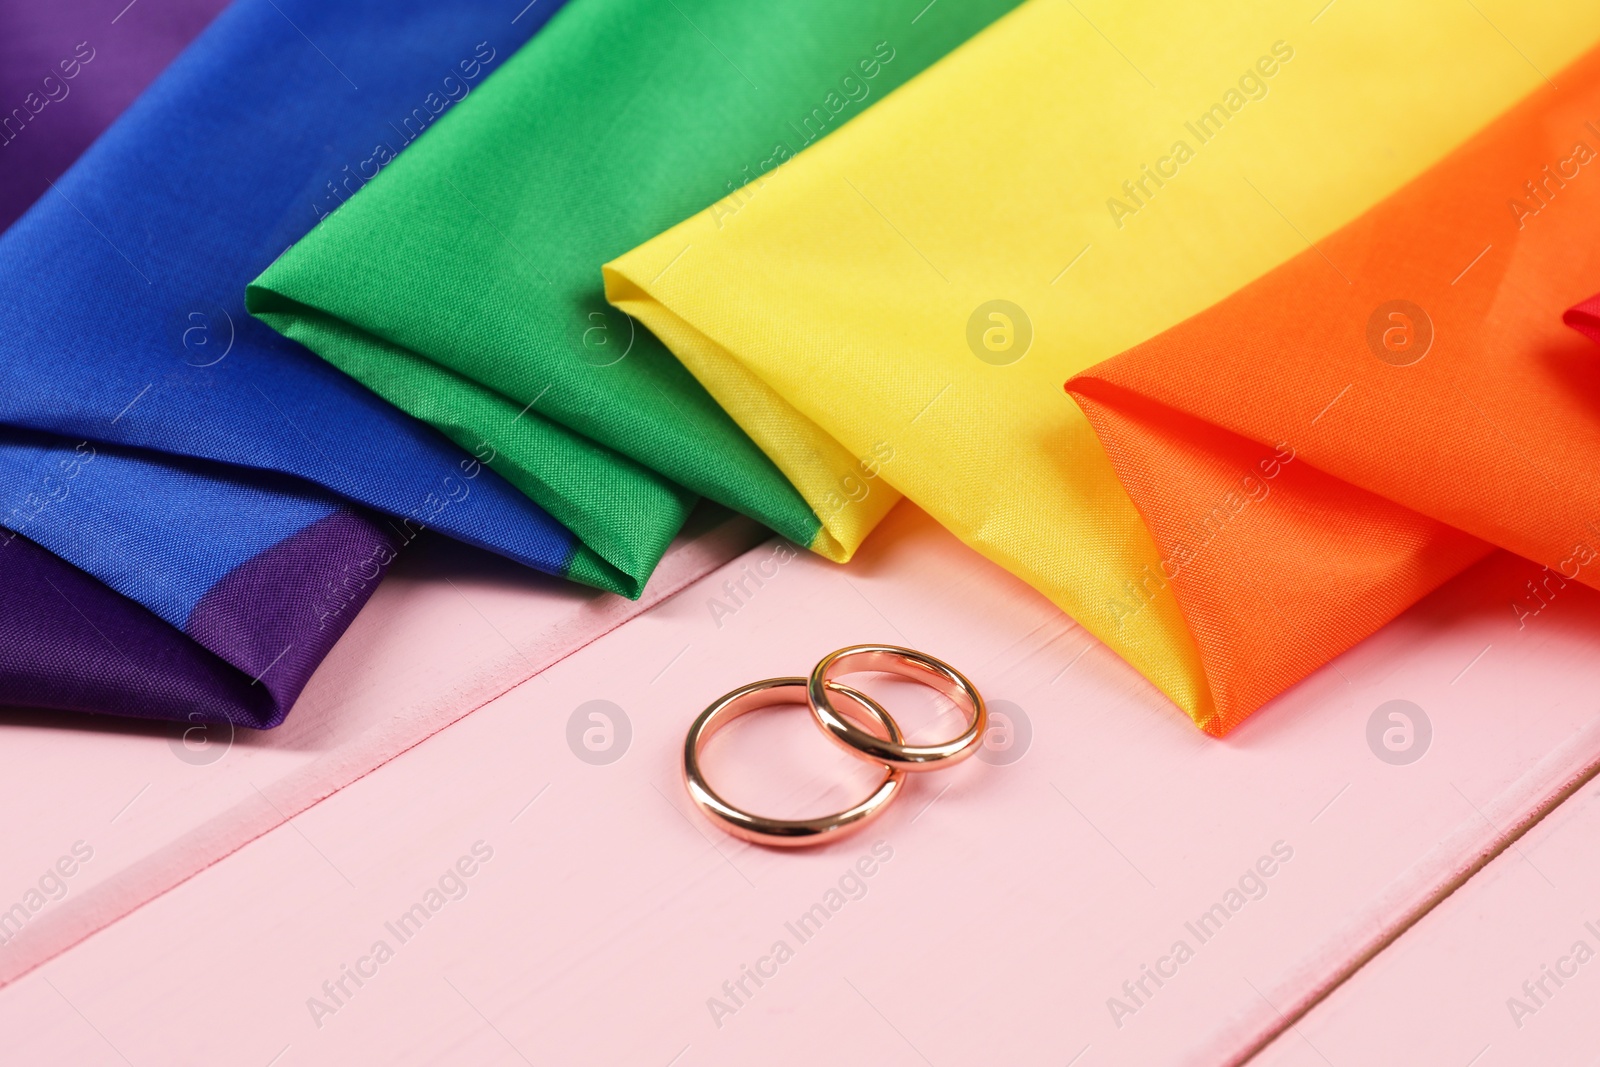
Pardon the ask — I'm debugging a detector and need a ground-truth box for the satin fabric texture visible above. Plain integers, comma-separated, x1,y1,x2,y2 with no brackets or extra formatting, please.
1066,44,1600,733
247,0,1023,589
1,0,243,725
605,0,1600,733
0,0,569,726
0,0,229,232
1567,291,1600,343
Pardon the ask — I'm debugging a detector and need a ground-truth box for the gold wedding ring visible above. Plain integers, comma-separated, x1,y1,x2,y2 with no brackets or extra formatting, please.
683,677,906,848
809,645,987,771
682,645,989,847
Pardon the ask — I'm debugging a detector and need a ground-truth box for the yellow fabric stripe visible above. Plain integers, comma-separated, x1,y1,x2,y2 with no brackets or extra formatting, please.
606,0,1600,730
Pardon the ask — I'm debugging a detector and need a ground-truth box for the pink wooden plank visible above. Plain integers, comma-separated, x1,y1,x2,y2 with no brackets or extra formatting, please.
0,504,1596,1064
1254,746,1600,1064
0,508,767,993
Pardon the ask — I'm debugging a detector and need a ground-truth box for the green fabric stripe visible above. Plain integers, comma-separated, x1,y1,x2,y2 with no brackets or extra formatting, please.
247,0,1021,588
250,287,692,597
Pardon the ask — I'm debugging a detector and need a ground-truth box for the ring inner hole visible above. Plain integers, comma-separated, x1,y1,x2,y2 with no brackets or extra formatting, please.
827,669,969,746
701,697,892,821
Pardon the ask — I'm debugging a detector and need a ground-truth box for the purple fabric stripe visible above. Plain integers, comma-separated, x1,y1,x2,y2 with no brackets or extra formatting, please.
186,510,399,720
0,532,276,727
0,509,398,728
0,0,230,232
0,2,416,730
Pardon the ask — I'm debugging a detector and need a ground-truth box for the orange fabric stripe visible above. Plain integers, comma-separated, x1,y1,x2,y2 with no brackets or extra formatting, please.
1069,43,1600,733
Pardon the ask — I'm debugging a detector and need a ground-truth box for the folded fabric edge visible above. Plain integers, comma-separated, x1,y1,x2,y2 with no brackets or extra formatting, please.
605,254,1225,733
1067,375,1496,735
3,533,280,729
246,283,676,599
1565,292,1600,345
602,264,899,563
183,507,402,715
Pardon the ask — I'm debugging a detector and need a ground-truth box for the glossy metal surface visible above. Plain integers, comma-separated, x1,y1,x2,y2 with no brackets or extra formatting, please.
683,676,906,847
808,645,986,771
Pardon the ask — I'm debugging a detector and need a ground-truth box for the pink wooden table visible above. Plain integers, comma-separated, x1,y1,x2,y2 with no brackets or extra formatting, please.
2,503,1598,1064
1255,746,1600,1065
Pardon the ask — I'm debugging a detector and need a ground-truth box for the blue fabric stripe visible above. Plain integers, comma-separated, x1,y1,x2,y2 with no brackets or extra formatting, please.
0,430,338,627
0,0,580,619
